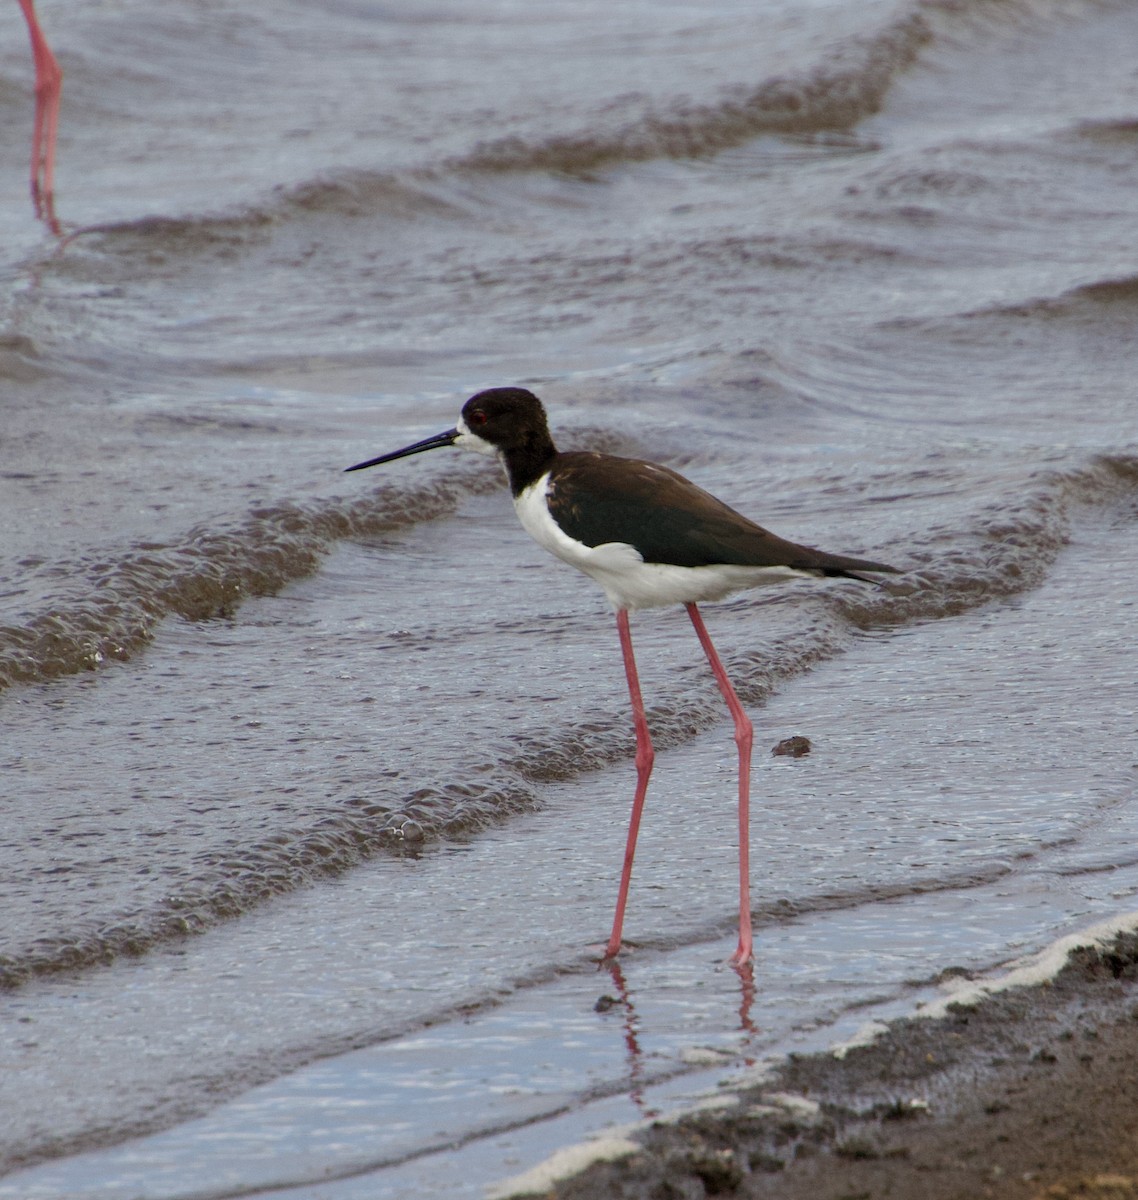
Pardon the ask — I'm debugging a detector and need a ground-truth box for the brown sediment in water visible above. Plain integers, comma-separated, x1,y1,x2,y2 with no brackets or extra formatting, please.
525,932,1138,1200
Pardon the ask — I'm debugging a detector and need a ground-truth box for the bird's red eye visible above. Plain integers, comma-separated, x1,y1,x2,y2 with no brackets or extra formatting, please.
468,410,488,426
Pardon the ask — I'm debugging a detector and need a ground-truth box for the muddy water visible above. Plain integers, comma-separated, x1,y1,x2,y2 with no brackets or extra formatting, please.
1,0,1137,1194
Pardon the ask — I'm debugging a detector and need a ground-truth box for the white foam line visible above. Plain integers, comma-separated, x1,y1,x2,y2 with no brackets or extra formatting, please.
831,1020,891,1059
485,1096,746,1200
915,910,1138,1020
485,1089,823,1199
486,1134,642,1200
748,1092,821,1120
829,912,1138,1060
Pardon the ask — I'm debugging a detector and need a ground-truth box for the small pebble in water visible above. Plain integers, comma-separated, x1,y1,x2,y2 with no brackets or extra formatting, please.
772,736,812,758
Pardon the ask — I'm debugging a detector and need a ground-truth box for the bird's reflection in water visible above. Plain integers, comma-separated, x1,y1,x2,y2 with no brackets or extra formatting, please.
596,954,760,1118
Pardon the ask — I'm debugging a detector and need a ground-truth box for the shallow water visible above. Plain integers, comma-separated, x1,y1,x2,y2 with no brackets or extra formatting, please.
2,0,1137,1193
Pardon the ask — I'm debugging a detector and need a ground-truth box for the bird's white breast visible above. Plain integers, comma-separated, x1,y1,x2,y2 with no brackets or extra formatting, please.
513,473,611,572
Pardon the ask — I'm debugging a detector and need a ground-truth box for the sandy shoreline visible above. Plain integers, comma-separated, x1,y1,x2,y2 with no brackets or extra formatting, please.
498,928,1138,1200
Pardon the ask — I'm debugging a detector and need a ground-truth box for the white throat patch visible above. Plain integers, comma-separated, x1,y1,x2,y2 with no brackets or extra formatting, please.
454,415,497,457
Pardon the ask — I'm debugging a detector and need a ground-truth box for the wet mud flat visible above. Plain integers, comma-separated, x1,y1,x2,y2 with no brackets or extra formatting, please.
510,932,1138,1200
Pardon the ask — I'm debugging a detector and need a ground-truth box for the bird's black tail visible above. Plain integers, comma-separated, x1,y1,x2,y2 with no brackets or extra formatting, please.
816,552,900,583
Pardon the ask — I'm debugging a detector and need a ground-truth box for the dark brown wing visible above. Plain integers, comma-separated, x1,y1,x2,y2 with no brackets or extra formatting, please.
547,452,897,578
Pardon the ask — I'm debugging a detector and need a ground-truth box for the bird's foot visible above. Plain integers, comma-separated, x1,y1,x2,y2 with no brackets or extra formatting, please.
729,943,754,968
594,936,628,963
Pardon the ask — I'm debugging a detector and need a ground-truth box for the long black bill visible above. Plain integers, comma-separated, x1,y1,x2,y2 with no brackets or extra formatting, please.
344,428,460,473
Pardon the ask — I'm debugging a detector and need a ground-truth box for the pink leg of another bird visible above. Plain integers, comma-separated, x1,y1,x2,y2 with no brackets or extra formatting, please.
603,608,655,960
686,602,754,966
18,0,63,229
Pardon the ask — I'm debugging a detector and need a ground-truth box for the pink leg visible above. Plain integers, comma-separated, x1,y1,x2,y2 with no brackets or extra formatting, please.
686,603,754,966
18,0,63,230
603,609,655,960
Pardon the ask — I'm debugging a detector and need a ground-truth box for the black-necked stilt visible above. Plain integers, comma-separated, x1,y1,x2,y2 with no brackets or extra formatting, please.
346,387,898,965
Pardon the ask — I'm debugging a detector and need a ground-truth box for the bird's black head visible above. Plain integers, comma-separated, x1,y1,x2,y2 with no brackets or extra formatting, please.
345,386,557,493
459,388,550,452
457,388,557,493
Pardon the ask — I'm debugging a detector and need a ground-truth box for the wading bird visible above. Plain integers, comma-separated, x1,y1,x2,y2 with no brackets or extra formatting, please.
346,388,897,965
